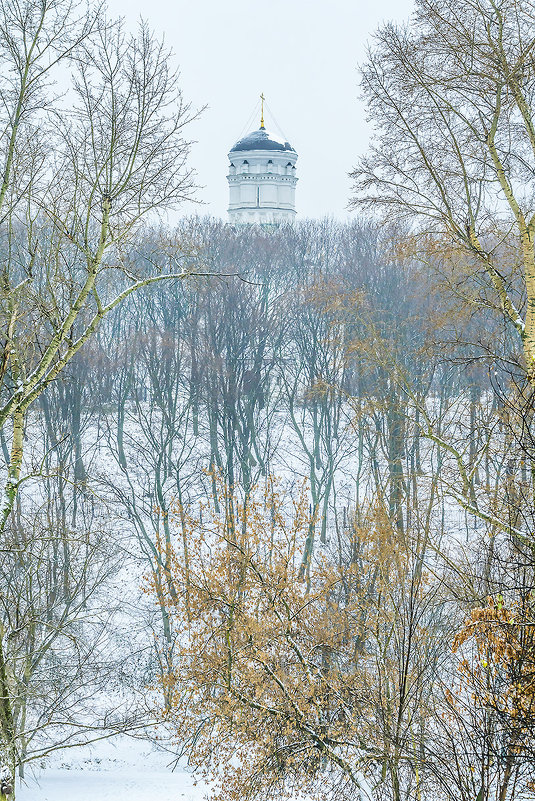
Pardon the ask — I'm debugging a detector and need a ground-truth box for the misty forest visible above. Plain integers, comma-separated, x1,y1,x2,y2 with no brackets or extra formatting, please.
1,0,535,800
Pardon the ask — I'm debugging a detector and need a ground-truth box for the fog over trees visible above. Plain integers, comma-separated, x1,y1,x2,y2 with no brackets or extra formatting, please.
1,1,535,801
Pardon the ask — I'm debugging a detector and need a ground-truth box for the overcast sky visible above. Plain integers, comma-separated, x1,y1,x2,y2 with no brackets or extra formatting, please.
105,0,415,221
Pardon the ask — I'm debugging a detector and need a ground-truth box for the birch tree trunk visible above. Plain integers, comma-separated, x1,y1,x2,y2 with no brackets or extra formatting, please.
352,0,535,387
0,0,198,777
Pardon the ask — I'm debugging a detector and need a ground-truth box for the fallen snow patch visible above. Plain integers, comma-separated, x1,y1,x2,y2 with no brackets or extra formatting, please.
18,736,208,801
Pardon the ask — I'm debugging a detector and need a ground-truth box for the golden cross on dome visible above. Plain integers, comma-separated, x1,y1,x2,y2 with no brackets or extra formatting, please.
260,93,265,129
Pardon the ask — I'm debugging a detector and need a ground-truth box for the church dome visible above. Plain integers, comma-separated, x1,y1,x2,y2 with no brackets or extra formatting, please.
230,127,295,153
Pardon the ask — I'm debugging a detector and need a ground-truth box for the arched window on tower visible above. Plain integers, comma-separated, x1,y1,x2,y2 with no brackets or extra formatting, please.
286,161,293,175
229,162,236,175
241,160,249,174
267,159,273,174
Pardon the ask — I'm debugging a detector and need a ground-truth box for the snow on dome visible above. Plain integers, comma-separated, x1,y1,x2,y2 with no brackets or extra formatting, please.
229,127,296,153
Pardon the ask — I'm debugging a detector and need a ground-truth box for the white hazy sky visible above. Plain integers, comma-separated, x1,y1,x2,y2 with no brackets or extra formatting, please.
105,0,415,220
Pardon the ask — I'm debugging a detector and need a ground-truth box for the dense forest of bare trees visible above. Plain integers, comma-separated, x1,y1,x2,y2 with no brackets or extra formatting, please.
1,0,535,800
2,212,530,800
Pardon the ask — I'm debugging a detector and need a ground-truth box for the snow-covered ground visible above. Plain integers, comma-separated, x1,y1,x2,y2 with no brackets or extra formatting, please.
12,391,491,800
18,736,208,801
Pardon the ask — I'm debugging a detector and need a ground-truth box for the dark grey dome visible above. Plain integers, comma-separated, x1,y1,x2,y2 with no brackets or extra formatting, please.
230,127,295,153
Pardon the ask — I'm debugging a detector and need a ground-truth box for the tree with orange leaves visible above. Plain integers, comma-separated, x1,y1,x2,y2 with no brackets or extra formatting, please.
424,593,535,801
454,595,535,733
147,477,446,801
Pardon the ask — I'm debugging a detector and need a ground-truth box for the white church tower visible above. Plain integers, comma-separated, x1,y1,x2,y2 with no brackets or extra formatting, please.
227,95,298,224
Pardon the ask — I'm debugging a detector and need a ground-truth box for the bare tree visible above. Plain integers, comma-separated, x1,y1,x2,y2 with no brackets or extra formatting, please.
351,0,535,384
0,0,200,780
0,0,198,529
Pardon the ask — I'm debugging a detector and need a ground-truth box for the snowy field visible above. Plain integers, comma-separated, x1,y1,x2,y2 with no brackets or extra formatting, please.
18,737,208,801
